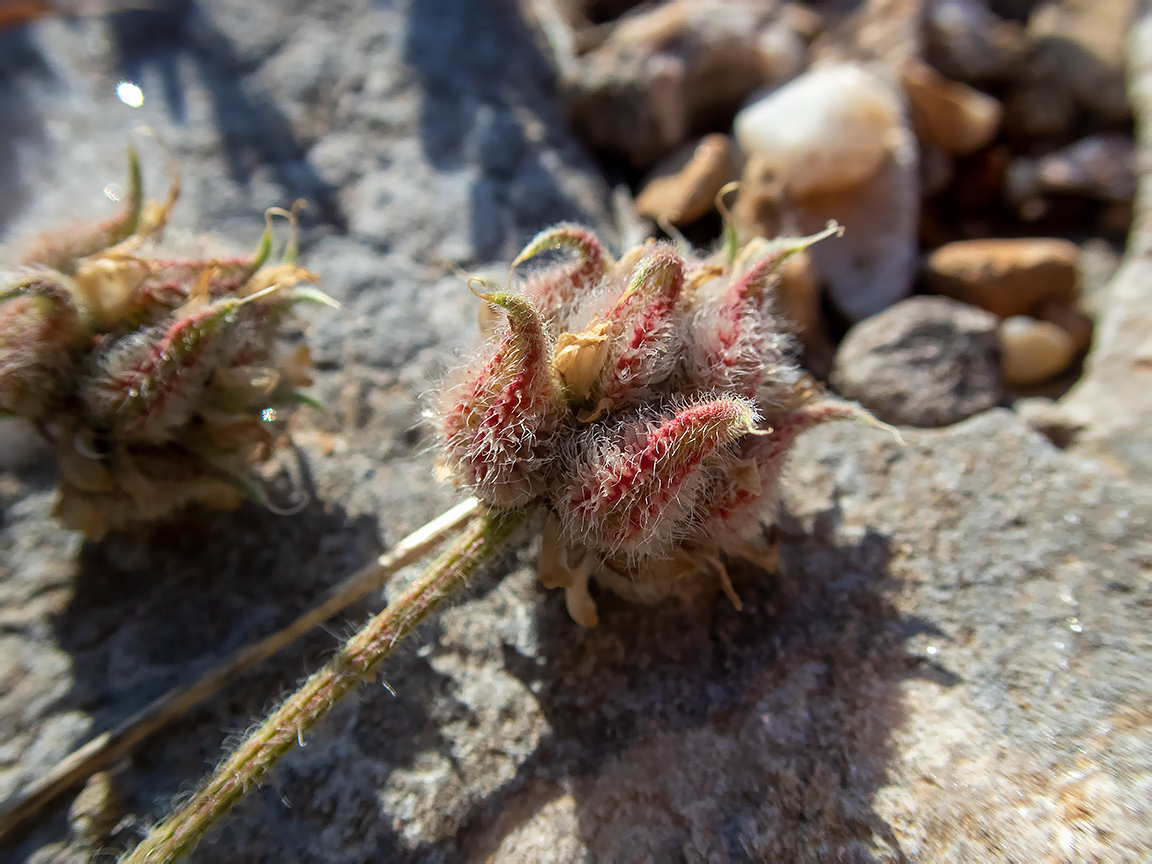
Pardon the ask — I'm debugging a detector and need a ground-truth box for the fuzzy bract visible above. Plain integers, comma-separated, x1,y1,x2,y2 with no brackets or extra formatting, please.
556,397,755,558
0,283,80,418
439,290,565,507
512,223,608,330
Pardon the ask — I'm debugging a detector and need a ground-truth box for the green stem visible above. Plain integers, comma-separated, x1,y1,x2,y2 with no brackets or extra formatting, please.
122,505,529,864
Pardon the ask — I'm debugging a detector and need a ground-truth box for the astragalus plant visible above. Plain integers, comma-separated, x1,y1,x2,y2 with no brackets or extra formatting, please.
123,216,889,863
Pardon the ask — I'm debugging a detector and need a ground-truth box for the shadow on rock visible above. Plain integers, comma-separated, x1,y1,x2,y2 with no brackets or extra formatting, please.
108,1,345,229
183,545,525,863
403,0,591,261
0,30,50,237
36,487,379,854
460,505,955,862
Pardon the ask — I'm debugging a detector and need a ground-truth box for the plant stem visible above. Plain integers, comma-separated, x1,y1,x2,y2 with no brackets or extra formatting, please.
0,498,480,843
122,505,529,864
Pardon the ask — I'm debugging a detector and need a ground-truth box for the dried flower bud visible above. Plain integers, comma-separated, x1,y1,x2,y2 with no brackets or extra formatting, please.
560,245,686,420
439,288,565,507
436,221,877,625
0,148,332,535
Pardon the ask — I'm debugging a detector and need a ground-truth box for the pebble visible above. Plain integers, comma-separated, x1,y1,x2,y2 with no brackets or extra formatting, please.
924,238,1079,319
793,138,919,321
569,1,782,169
999,315,1078,386
730,154,787,241
68,771,122,844
901,60,1002,155
778,249,837,376
634,134,741,226
756,18,807,84
830,296,1003,428
809,0,924,71
1005,0,1136,137
1011,134,1137,203
734,64,904,197
775,248,819,342
779,2,823,42
926,0,1025,83
733,64,918,321
1027,0,1135,123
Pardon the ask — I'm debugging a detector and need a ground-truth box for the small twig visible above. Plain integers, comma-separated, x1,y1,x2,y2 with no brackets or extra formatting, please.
0,497,480,843
122,504,528,864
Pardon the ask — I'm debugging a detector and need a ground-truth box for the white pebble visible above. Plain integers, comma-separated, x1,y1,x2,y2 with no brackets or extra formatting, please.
999,316,1077,386
734,64,903,197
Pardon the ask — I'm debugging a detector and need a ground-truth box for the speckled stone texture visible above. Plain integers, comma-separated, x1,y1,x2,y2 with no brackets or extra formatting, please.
830,296,1003,428
1,2,1150,863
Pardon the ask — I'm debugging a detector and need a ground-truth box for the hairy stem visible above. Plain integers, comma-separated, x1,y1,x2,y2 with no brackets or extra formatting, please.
122,505,530,864
0,498,480,843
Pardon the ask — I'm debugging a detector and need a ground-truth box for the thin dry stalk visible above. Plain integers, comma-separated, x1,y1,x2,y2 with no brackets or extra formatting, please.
0,497,480,843
122,504,528,864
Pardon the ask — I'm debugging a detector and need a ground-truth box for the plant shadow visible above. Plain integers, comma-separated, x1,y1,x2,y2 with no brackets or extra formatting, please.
3,467,414,858
0,29,50,239
402,0,594,261
107,0,345,229
453,504,956,862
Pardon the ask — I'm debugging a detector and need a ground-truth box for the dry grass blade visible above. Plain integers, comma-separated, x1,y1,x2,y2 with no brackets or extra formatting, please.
0,497,480,843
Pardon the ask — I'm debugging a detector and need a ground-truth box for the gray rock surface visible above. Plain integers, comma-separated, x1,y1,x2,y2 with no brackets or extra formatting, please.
831,296,1003,428
1,3,1151,864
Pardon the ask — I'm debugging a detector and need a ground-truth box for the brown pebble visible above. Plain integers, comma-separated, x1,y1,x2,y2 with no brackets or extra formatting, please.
781,252,835,379
634,134,741,226
901,61,1002,156
925,238,1079,318
775,249,820,347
